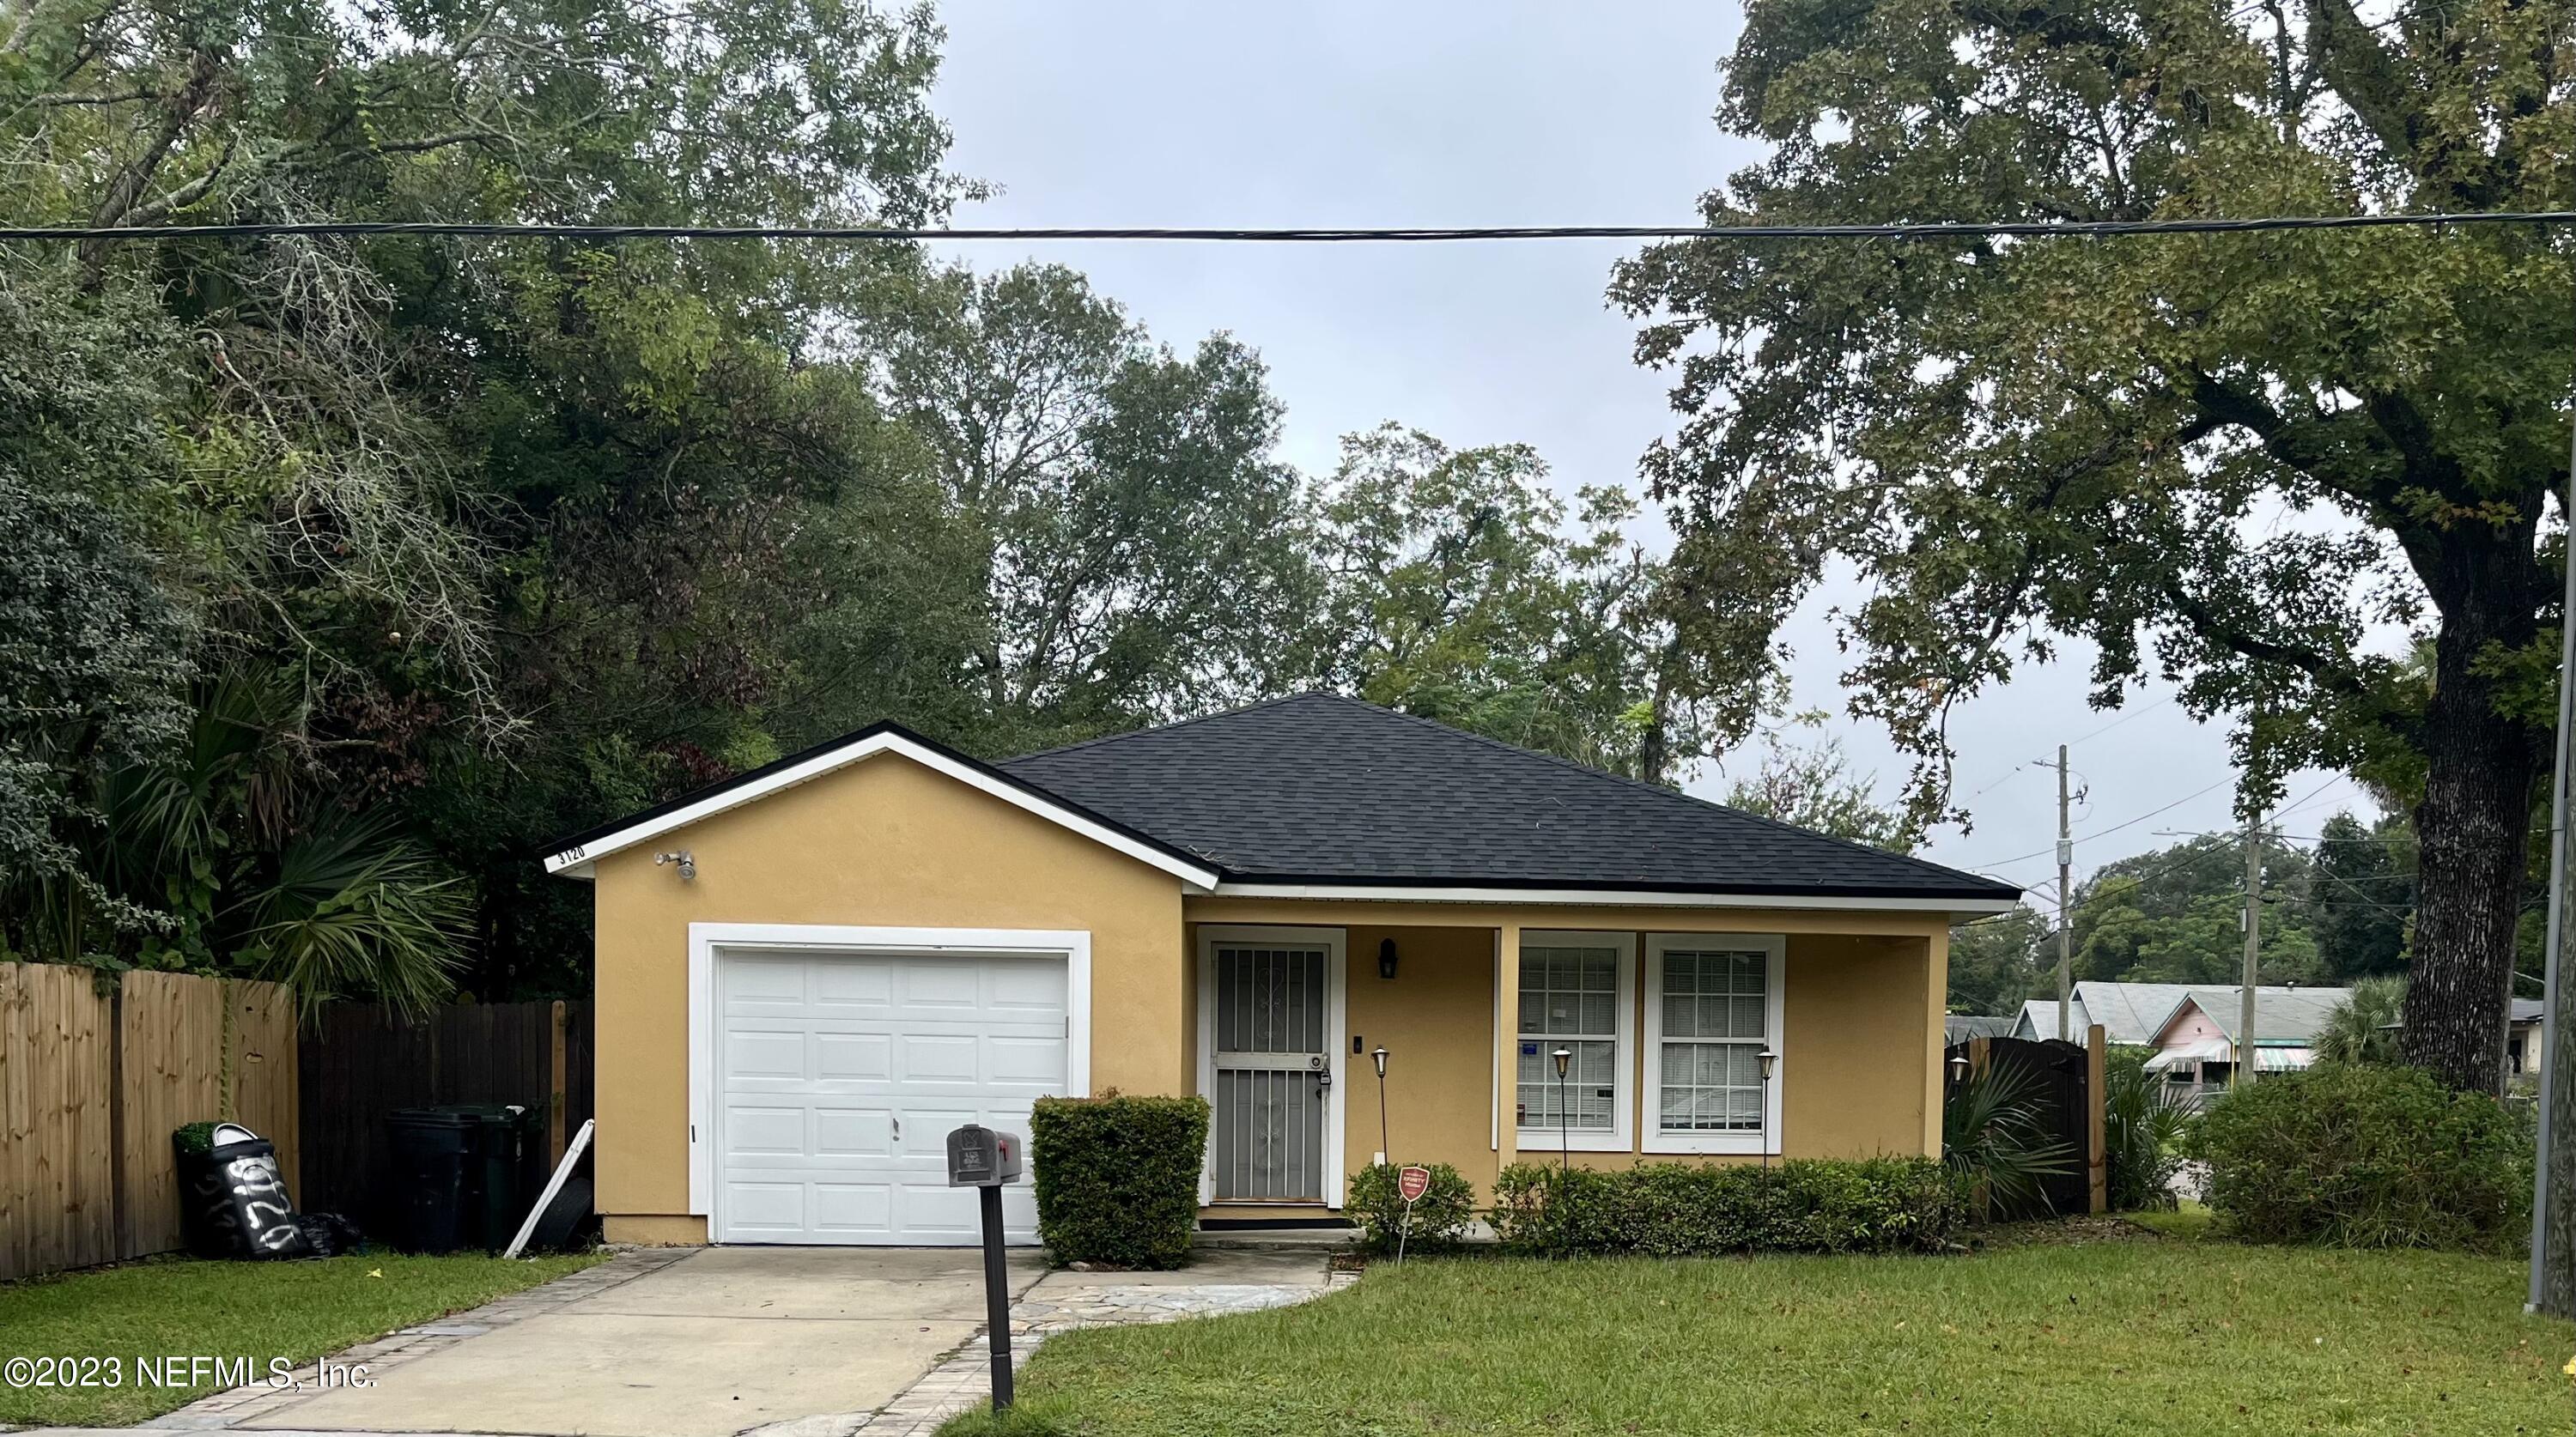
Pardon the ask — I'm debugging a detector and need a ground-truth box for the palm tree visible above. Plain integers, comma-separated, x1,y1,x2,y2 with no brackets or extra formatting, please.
1942,1057,2078,1218
10,665,466,1014
2314,976,2408,1065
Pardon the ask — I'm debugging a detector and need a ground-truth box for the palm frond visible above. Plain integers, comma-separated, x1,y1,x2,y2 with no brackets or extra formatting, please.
223,807,466,1017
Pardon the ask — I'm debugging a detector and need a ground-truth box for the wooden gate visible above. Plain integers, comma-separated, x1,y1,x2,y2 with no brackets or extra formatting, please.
1948,1034,2101,1220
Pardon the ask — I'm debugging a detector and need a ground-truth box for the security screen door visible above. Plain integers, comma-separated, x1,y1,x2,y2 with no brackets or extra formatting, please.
1209,941,1330,1201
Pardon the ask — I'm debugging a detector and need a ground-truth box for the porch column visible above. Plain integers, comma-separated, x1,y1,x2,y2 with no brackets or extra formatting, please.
1494,921,1520,1173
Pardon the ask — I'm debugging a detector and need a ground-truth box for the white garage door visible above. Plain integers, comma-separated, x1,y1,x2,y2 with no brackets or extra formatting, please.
714,948,1067,1245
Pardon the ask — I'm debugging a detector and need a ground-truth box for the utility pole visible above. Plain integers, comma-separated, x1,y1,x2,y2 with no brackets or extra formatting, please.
2056,744,2073,1042
2239,812,2261,1088
2529,398,2576,1316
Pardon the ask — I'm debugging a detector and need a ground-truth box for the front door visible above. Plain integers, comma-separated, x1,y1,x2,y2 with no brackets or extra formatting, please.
1205,932,1338,1202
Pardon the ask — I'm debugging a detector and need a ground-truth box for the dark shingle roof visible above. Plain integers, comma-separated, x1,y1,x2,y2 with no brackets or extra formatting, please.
997,693,2017,900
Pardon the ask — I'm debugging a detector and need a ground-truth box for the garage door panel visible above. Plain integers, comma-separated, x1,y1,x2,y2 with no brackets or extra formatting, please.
812,1107,892,1156
812,1184,894,1235
815,1032,893,1080
724,955,809,1002
899,1034,981,1082
898,960,985,1010
726,1106,806,1155
725,1029,807,1079
982,961,1066,1009
811,961,894,1007
721,1181,809,1234
716,946,1069,1246
898,1185,979,1237
989,1035,1071,1084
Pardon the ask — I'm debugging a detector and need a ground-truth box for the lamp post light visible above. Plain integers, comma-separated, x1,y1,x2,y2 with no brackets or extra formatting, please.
1757,1049,1778,1177
1552,1046,1574,1177
1371,1046,1390,1166
1947,1051,1971,1088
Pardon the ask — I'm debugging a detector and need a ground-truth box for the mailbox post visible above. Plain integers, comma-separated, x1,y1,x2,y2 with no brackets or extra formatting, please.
946,1124,1024,1412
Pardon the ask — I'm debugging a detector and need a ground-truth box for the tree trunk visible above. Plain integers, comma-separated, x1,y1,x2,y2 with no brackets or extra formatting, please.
2398,608,2543,1094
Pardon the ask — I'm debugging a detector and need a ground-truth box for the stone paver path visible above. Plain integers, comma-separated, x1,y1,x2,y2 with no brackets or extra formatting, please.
848,1254,1354,1436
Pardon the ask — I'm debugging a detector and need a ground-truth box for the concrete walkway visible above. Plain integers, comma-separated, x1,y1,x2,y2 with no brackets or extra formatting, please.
18,1244,1341,1437
76,1246,1050,1437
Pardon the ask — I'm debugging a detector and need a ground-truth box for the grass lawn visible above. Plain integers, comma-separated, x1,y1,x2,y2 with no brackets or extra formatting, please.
0,1251,604,1428
944,1228,2573,1437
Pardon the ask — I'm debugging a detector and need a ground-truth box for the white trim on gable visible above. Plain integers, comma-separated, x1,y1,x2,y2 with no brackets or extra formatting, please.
544,730,1220,889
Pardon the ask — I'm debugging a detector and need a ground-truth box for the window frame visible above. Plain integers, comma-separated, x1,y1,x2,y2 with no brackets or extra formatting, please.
1643,933,1786,1155
1514,929,1637,1153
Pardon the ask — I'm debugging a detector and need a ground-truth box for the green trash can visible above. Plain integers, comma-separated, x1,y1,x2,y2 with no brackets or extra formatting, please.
387,1105,537,1253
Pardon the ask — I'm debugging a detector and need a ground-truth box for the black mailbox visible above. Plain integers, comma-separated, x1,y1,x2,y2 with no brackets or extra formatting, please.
945,1123,1023,1187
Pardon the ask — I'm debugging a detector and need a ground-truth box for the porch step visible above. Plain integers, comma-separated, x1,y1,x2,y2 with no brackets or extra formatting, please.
1191,1225,1358,1252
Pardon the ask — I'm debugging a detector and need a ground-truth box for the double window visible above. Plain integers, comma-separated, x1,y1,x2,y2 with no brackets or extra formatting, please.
1515,931,1784,1155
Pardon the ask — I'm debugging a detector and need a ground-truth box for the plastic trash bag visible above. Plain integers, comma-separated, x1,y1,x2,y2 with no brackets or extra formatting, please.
174,1122,315,1259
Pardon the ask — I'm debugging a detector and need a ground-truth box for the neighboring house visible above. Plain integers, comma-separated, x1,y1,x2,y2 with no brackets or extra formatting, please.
1944,1014,2016,1045
544,693,2020,1247
2511,997,2546,1077
2142,985,2351,1088
2011,981,2219,1046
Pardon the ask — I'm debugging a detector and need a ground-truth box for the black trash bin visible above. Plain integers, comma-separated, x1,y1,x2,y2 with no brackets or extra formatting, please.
387,1105,534,1253
386,1108,475,1254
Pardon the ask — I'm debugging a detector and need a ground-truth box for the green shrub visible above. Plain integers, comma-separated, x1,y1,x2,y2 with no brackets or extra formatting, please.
1029,1093,1211,1270
2102,1046,2192,1212
1491,1156,1964,1257
2187,1063,2532,1252
1346,1161,1475,1253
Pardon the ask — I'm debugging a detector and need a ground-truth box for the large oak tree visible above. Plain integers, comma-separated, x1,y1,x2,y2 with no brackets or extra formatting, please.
1616,0,2573,1100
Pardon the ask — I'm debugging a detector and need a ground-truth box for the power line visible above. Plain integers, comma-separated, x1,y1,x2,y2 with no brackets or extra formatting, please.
2067,694,2176,747
9,211,2576,245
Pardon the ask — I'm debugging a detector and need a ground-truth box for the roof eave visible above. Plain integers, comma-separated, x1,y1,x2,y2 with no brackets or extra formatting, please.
1204,880,2020,917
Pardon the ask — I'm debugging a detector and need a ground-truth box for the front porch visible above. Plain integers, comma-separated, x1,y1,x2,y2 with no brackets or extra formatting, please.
1180,900,1952,1219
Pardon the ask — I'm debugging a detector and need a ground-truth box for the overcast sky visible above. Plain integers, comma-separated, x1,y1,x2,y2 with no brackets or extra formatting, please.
925,1,2364,906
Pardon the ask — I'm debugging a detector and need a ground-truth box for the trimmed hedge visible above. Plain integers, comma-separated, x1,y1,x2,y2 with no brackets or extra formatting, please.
2188,1063,2532,1252
1491,1157,1965,1257
1029,1093,1210,1269
1346,1161,1476,1253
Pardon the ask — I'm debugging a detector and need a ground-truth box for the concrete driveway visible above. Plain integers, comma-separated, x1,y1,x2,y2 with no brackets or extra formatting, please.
238,1246,1051,1437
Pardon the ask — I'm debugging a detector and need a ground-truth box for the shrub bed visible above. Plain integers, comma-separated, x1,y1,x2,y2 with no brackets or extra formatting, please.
1346,1161,1475,1252
2188,1063,2531,1252
1489,1156,1963,1257
1029,1093,1210,1269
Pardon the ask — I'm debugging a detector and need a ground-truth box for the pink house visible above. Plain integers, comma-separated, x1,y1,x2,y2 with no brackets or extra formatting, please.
2141,986,2347,1093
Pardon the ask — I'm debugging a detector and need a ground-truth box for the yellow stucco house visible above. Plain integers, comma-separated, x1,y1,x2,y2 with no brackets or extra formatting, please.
545,694,2020,1246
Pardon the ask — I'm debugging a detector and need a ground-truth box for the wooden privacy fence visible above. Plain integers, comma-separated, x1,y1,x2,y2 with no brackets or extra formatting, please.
296,999,593,1239
4,967,593,1282
0,963,300,1282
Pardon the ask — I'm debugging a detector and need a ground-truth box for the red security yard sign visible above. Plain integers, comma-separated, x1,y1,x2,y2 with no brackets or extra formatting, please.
1394,1165,1433,1266
1397,1165,1431,1203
